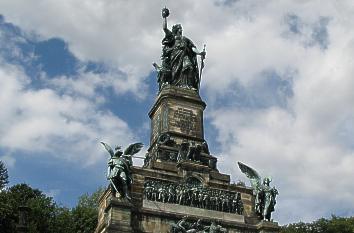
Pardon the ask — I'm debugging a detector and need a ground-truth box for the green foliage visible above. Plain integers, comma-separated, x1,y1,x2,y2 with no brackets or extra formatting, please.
0,183,104,233
50,207,75,233
0,160,9,189
77,187,104,209
72,187,104,233
281,215,354,233
0,183,56,233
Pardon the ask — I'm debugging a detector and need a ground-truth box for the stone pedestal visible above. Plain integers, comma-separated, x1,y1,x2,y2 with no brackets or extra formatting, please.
95,190,133,233
149,85,206,147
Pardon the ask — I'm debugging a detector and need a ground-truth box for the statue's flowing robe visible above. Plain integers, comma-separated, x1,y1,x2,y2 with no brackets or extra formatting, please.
162,29,199,89
171,36,199,86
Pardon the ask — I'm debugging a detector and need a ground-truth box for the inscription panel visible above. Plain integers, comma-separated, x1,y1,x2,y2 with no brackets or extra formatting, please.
169,106,202,138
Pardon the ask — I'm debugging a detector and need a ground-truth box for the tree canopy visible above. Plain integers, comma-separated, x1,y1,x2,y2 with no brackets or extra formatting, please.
281,216,354,233
0,183,104,233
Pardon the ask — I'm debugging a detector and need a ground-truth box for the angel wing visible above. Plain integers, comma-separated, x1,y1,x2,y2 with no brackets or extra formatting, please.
100,141,114,157
124,142,144,155
237,162,262,190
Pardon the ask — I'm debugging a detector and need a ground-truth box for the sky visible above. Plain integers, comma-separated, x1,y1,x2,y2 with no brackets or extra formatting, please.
0,0,354,225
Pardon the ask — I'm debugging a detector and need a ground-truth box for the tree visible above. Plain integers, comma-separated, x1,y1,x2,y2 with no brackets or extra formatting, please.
0,183,59,233
0,160,9,190
71,187,104,233
0,181,105,233
281,216,354,233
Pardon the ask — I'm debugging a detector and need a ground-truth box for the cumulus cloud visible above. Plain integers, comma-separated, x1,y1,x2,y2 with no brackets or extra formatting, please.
0,60,135,166
0,0,167,97
1,0,354,224
203,0,354,224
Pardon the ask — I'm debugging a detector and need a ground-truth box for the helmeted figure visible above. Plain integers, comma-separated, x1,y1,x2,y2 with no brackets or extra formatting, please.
101,142,143,201
258,177,278,221
238,162,278,221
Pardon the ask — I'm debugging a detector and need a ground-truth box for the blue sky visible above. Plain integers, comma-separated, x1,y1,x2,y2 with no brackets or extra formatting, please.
1,0,354,225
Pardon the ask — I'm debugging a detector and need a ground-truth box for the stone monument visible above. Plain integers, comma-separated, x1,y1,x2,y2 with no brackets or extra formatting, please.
95,7,280,233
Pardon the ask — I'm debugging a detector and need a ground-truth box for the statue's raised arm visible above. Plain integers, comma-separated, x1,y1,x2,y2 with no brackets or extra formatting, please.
162,7,170,33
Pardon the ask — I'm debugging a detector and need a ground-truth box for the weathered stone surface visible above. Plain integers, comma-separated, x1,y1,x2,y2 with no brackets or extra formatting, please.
143,200,245,223
149,85,206,147
95,194,133,233
256,220,281,233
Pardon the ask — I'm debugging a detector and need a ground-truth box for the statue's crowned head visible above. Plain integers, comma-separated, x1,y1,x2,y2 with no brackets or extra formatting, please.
172,24,182,36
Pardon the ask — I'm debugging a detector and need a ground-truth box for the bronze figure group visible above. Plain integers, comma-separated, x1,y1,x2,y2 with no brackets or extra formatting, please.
144,179,244,215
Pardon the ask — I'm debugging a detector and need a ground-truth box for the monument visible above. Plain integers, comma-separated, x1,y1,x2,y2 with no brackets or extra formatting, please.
95,7,280,233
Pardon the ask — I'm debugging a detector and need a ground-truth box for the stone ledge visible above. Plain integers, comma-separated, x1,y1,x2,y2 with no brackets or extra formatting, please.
256,220,280,232
142,200,245,224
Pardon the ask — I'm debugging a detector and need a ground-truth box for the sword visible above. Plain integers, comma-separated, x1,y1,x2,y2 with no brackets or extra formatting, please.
199,44,206,90
109,178,119,194
131,155,145,159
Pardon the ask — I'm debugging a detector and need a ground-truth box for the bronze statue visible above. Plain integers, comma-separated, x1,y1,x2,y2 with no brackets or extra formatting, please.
238,162,278,221
101,142,143,201
153,7,206,91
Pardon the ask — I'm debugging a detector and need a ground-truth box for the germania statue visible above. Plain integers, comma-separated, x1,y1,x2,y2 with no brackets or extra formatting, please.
238,162,279,221
153,7,206,92
101,142,143,201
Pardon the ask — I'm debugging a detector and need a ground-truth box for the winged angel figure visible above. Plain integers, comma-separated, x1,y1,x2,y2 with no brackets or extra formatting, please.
238,162,278,221
101,142,143,201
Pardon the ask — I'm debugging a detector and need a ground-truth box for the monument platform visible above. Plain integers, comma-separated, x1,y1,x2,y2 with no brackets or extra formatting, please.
96,87,280,232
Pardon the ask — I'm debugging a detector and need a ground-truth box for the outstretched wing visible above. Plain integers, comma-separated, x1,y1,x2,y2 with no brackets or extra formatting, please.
124,142,144,155
100,141,114,157
237,162,262,190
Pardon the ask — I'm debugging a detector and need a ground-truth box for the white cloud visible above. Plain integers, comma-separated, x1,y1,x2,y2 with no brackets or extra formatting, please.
46,69,147,101
0,0,168,97
211,106,354,223
203,1,354,224
0,61,135,166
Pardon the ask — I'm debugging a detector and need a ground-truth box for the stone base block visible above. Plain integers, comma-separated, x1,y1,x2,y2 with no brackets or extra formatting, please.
96,196,133,233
